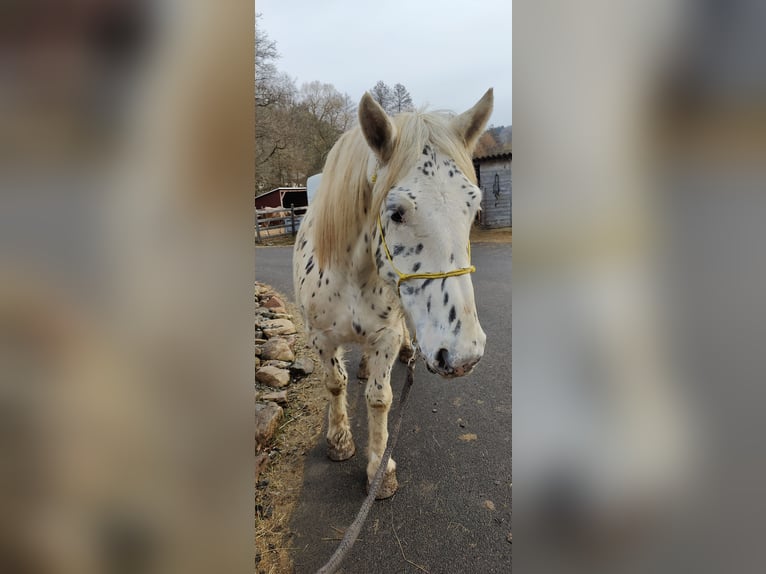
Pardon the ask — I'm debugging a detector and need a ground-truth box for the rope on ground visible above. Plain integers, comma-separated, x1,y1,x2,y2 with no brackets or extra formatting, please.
316,359,417,574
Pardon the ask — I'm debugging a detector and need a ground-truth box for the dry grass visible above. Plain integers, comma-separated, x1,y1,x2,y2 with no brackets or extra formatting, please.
255,232,298,247
255,293,327,574
470,226,512,244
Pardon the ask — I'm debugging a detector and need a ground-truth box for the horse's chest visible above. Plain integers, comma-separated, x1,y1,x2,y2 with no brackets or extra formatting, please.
306,278,398,339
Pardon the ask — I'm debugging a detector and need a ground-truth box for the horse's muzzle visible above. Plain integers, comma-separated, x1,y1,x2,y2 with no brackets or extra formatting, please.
426,348,481,378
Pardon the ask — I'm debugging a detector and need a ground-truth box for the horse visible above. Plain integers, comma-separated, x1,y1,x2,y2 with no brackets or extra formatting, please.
293,88,493,498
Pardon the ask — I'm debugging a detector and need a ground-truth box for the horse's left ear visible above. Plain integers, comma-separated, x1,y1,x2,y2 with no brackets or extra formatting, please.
453,88,494,151
359,92,395,164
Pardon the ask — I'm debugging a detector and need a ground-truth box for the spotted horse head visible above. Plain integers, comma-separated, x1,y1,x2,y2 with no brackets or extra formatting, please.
360,89,493,377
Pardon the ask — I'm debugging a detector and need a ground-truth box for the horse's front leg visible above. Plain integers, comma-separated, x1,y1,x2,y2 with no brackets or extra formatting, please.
364,327,403,499
360,319,413,379
398,319,415,363
316,339,355,461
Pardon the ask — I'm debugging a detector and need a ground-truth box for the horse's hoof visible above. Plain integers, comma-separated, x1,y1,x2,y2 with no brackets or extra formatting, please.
368,469,398,499
398,345,415,364
357,356,369,380
327,438,355,461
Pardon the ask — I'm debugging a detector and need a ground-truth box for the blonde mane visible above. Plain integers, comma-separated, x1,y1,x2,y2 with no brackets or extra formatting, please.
312,110,478,268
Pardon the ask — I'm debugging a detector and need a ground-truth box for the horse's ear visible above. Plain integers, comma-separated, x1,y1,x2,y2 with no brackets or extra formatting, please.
359,92,395,164
453,88,494,151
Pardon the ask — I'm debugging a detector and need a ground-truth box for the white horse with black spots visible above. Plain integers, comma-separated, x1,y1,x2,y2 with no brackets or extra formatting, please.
294,89,493,498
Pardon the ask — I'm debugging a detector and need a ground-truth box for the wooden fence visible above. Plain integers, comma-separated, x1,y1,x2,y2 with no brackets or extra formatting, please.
255,205,308,243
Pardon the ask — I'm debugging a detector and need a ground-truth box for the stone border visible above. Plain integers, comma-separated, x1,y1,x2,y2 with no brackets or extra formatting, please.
255,282,315,453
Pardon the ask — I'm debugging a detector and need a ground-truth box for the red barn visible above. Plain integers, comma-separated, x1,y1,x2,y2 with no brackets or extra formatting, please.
255,187,308,210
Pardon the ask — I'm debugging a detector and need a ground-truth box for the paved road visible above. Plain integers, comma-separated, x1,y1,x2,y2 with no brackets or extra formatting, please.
256,243,512,573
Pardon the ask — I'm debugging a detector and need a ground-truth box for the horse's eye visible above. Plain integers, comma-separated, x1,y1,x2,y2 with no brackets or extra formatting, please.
391,209,405,224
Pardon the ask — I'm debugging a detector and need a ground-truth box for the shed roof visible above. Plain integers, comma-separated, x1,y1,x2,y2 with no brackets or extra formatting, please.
473,148,512,162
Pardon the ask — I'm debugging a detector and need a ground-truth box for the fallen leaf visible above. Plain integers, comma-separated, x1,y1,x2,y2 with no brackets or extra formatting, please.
507,532,512,543
458,433,478,442
483,500,496,511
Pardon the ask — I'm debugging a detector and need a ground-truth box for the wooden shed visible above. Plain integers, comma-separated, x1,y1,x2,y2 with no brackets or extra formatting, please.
473,150,512,228
254,187,308,210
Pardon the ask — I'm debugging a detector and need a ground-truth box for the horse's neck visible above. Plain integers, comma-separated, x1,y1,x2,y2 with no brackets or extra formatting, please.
348,231,377,287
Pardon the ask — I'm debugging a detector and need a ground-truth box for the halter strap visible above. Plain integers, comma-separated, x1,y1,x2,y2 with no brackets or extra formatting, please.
377,214,476,296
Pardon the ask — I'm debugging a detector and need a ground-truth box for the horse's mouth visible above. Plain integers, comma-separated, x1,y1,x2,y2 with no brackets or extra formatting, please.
425,361,477,379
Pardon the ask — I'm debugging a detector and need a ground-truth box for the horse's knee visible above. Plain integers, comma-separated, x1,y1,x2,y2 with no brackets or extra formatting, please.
324,353,348,393
368,400,390,411
327,385,343,396
365,383,392,409
324,368,347,391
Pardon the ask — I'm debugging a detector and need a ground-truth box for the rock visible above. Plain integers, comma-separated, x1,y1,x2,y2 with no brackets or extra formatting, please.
270,308,289,317
255,312,275,324
263,295,285,309
261,360,292,369
260,338,295,362
260,390,288,404
255,453,269,483
283,335,297,349
291,357,314,376
255,357,261,369
254,347,262,357
255,365,290,388
255,338,268,345
262,318,296,337
255,401,283,446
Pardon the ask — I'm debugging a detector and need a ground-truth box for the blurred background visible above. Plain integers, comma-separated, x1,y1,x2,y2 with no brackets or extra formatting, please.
5,0,766,572
0,1,253,572
515,0,766,572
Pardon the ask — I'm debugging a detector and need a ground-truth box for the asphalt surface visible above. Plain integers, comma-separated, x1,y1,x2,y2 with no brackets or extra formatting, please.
256,243,512,573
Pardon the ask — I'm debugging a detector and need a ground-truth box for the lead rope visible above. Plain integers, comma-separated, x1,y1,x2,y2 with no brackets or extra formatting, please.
316,352,418,574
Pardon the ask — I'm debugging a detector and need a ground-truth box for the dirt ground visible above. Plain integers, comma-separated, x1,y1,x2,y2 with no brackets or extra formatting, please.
255,296,327,574
255,225,512,248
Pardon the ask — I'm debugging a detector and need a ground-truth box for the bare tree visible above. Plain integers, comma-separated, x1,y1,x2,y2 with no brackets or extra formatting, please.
256,14,293,108
294,82,356,177
256,13,298,191
255,15,357,191
473,129,499,158
392,83,414,113
370,81,415,114
370,81,393,113
299,81,355,133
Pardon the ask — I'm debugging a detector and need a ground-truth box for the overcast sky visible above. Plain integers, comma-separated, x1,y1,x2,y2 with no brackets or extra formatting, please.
257,0,512,127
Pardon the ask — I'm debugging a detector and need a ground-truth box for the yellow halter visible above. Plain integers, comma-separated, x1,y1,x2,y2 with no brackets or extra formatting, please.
376,214,476,296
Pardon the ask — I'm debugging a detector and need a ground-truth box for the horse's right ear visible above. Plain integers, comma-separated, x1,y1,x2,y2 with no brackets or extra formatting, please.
359,93,395,164
453,88,494,152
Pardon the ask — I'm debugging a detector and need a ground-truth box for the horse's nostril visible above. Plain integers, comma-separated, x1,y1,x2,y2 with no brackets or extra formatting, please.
436,348,449,370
